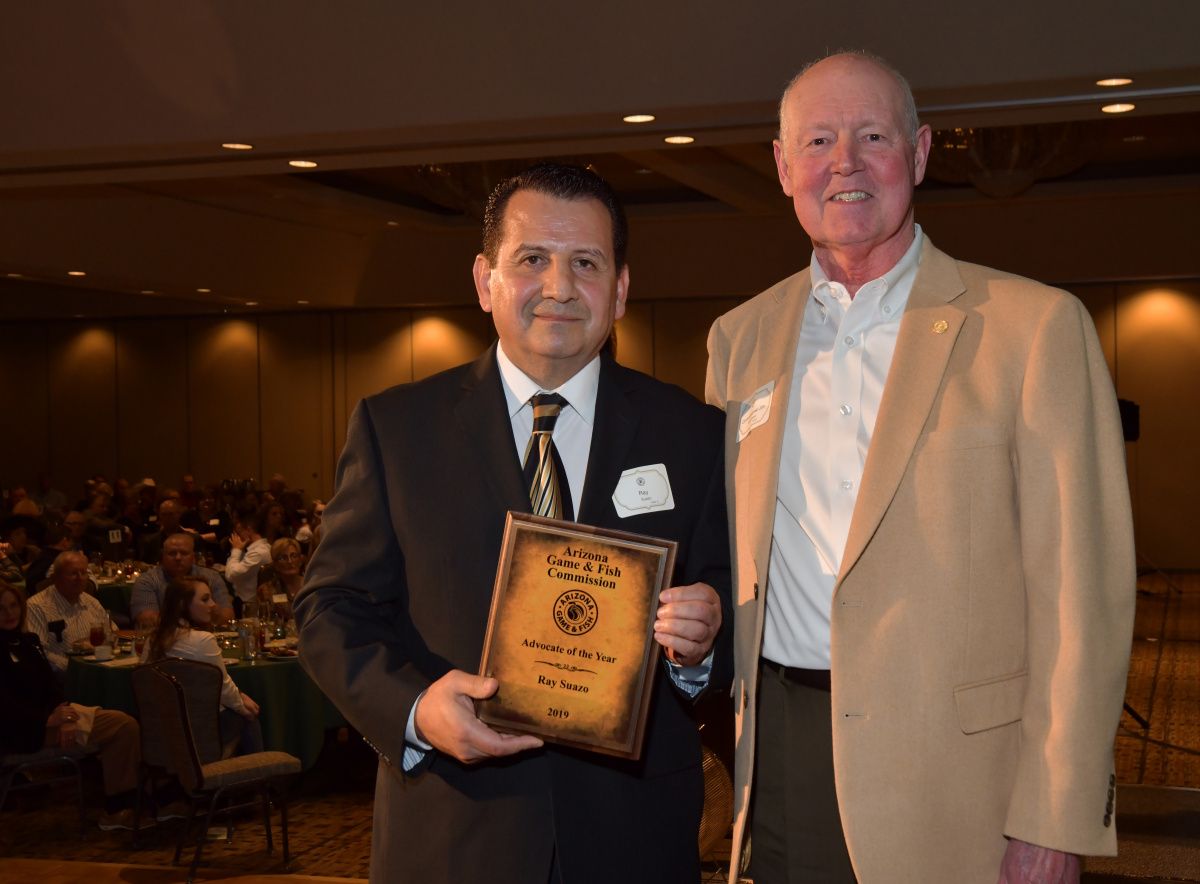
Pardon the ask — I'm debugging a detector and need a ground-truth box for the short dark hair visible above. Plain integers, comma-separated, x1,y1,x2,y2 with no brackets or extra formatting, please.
42,525,70,547
480,162,628,270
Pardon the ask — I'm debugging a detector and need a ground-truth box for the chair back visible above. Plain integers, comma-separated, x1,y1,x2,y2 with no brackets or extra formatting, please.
148,669,205,794
130,664,174,770
153,658,225,765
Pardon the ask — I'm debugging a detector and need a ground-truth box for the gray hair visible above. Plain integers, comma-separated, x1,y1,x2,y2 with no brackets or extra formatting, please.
777,50,920,149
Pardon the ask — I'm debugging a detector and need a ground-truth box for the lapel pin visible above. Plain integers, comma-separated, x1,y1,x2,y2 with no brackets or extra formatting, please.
932,319,949,334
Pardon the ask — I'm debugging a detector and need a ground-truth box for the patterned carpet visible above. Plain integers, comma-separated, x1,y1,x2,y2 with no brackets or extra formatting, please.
2,573,1198,882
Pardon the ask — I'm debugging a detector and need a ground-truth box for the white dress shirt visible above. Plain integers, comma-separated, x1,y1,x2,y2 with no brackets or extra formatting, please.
763,227,924,669
225,538,272,604
26,586,114,677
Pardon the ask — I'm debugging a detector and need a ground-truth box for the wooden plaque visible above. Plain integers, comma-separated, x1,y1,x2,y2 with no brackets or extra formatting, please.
477,512,677,760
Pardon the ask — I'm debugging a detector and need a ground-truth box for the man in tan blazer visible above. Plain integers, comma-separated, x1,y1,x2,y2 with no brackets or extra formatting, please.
706,52,1135,884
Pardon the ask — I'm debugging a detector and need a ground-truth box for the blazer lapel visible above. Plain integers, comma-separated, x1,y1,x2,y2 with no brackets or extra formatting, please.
738,270,811,577
454,343,530,514
837,241,967,587
577,354,638,527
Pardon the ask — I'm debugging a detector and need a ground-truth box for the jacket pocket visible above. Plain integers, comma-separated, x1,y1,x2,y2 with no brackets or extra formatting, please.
953,670,1027,734
916,424,1007,454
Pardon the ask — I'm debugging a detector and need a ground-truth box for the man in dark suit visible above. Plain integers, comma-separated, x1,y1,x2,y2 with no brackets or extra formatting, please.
296,162,732,884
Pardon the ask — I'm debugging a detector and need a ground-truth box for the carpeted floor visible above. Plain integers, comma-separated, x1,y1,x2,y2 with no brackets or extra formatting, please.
2,571,1198,882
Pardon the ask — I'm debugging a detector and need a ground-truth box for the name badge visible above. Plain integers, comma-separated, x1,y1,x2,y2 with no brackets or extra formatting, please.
209,518,220,526
611,464,674,518
272,593,289,604
737,381,775,442
107,529,122,544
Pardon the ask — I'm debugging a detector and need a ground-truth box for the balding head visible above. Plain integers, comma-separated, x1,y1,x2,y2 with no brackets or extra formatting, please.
52,551,89,603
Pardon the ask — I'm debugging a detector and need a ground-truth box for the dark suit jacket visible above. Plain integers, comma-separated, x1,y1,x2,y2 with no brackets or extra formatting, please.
296,346,732,884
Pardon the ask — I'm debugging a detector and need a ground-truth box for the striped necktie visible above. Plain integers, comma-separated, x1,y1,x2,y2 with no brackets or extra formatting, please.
522,393,574,522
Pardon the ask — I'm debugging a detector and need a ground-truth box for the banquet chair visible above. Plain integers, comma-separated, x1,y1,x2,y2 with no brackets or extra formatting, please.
148,665,300,883
0,744,100,840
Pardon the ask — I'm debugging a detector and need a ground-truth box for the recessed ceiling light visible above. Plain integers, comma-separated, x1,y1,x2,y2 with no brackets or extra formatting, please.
1102,103,1135,114
297,300,309,305
289,160,318,168
6,272,21,277
197,288,211,293
664,135,695,145
623,114,656,124
222,142,254,150
68,270,86,276
73,314,85,318
634,168,654,175
140,290,156,294
387,221,400,226
1123,135,1146,142
245,301,258,306
1096,78,1133,87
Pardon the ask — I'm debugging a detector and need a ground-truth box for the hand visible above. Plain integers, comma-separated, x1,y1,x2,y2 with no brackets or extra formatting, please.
654,582,722,667
239,693,260,719
414,670,544,764
0,542,10,559
46,703,77,728
998,839,1080,884
135,611,159,629
57,721,79,750
228,531,246,552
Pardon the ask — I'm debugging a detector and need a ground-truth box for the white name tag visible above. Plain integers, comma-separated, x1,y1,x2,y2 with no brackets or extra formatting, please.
737,381,775,442
611,464,674,518
272,593,288,604
107,529,122,544
209,518,220,526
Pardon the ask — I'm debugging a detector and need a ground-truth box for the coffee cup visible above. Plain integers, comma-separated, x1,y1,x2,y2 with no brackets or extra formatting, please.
94,644,112,661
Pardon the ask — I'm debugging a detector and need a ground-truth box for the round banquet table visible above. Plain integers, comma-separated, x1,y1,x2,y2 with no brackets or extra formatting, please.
65,652,345,770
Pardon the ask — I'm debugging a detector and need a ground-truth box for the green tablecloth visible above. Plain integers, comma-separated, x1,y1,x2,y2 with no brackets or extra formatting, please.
93,581,134,617
65,653,345,770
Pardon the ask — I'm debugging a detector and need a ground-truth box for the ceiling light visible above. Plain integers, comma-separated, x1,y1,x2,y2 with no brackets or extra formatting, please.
1123,135,1146,142
634,168,654,175
387,221,400,226
289,160,318,168
221,142,254,150
623,114,656,124
664,135,695,145
6,272,21,277
1102,103,1135,114
68,270,86,276
1096,78,1133,87
245,301,258,306
140,290,156,294
73,314,85,318
197,288,211,293
297,300,309,305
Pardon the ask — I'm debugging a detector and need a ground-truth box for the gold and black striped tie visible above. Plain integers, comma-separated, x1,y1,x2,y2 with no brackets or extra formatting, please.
522,393,574,521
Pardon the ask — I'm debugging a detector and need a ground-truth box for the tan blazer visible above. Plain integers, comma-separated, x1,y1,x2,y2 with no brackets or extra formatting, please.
706,239,1135,883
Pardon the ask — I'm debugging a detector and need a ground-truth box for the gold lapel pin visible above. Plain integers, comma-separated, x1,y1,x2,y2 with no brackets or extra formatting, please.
932,319,949,334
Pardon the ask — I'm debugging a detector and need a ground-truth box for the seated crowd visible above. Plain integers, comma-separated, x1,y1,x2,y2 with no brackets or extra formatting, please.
0,470,320,831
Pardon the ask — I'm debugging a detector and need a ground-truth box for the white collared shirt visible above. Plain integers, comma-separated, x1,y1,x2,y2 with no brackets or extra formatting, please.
495,343,600,518
763,226,924,669
26,585,113,677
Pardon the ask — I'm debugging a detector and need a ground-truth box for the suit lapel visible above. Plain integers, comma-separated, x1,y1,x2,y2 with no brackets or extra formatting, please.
739,270,811,576
454,343,530,515
837,242,968,586
578,354,638,527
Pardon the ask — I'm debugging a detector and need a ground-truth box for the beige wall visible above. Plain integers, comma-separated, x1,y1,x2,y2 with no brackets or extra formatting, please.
4,285,1197,570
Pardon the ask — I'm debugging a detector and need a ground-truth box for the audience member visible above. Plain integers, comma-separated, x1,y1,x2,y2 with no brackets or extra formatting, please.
179,475,199,511
0,581,151,830
2,486,28,519
30,472,68,517
63,511,89,553
260,501,289,544
1,516,40,571
224,502,272,614
25,552,113,681
137,499,185,564
258,537,303,621
129,533,233,628
266,473,286,502
294,500,324,550
0,541,22,584
180,487,232,563
24,526,71,591
143,577,263,754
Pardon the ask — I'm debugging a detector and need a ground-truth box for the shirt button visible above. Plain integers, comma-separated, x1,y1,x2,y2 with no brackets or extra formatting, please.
840,479,854,491
843,335,854,346
839,405,853,416
882,305,892,314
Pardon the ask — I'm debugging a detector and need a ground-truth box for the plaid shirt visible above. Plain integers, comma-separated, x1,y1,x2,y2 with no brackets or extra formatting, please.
26,587,112,678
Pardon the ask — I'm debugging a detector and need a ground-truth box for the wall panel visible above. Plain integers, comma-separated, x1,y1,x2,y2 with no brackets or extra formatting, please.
47,322,118,501
115,319,189,488
412,307,494,381
259,314,326,501
187,318,260,485
1067,283,1118,382
652,299,738,401
344,310,413,412
0,323,49,493
615,302,653,376
1114,282,1200,570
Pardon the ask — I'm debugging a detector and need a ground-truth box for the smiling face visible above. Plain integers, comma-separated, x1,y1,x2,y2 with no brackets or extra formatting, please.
775,55,931,278
187,583,216,625
475,190,628,390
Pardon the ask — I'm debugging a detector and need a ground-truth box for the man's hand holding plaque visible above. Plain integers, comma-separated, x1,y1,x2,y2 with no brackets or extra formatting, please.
655,582,723,667
414,671,544,764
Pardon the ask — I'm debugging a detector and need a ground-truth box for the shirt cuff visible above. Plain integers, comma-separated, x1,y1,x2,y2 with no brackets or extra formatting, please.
402,691,434,770
664,646,714,697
